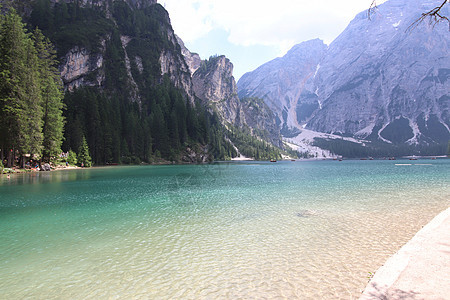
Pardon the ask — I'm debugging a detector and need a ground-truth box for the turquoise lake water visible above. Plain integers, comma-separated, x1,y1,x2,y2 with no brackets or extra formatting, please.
1,159,449,299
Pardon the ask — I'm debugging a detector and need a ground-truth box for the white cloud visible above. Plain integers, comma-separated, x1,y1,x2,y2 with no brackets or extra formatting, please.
161,0,388,49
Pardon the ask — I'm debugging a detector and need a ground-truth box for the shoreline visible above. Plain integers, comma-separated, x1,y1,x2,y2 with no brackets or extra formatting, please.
2,156,447,174
360,207,450,299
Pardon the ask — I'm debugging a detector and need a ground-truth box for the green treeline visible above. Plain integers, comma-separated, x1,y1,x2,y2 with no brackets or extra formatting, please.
228,126,281,161
313,138,449,158
1,1,283,166
0,8,64,167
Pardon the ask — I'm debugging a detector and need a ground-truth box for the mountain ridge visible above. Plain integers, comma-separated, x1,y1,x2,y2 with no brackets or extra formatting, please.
237,0,449,154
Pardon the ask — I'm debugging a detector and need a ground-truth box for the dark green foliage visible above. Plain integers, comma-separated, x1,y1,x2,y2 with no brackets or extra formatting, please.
77,136,92,167
313,138,448,158
380,117,414,143
67,149,77,165
228,126,281,161
417,114,450,144
30,0,114,56
196,55,221,76
33,29,65,161
0,9,63,167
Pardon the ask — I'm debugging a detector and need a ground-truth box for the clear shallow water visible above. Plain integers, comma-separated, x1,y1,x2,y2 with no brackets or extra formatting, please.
0,160,449,299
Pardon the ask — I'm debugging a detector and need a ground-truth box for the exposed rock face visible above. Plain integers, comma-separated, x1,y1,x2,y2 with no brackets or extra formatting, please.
192,56,245,125
240,97,283,147
159,47,196,103
190,55,282,146
176,35,201,75
238,0,449,145
308,0,449,145
158,13,197,102
59,46,104,91
55,1,196,103
238,39,327,136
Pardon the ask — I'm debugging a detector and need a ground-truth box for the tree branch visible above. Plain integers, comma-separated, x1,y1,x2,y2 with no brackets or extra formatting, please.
369,0,449,30
408,0,449,31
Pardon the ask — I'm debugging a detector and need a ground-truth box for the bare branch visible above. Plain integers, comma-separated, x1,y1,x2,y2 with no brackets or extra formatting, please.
368,0,449,31
407,0,449,32
368,0,378,20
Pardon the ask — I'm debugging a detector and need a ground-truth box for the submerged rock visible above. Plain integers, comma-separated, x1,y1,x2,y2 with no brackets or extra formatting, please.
296,210,318,218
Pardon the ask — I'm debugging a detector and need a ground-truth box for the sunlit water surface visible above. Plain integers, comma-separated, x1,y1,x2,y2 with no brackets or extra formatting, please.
1,160,449,299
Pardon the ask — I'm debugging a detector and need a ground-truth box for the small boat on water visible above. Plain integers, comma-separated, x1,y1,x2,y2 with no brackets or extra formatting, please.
270,159,277,162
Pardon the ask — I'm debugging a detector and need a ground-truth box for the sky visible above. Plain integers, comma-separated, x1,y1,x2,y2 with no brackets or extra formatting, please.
160,0,388,80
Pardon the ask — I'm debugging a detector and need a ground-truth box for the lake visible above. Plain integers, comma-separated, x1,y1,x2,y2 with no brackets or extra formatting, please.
1,159,449,299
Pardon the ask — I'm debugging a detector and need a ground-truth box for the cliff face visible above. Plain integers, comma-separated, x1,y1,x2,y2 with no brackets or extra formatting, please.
47,0,197,102
307,0,449,145
238,0,449,146
24,0,284,157
176,35,201,75
192,56,244,125
238,39,327,136
190,55,282,146
59,46,105,91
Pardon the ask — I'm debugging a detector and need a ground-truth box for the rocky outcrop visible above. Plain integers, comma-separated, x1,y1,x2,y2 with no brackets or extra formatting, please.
191,55,283,146
157,11,196,102
192,56,245,126
59,46,105,91
176,35,201,75
240,97,283,147
238,0,449,145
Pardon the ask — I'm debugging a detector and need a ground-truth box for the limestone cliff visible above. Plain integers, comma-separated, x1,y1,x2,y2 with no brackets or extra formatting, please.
192,56,244,125
307,0,449,145
59,46,105,91
238,0,449,147
176,35,201,75
189,55,282,147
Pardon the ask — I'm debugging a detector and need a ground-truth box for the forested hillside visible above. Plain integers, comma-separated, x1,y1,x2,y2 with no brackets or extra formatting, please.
1,1,246,166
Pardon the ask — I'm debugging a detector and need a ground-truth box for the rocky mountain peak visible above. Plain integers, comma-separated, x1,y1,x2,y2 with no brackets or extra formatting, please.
192,55,243,125
238,0,449,148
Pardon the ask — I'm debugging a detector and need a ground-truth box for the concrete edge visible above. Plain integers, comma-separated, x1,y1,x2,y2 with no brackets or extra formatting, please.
359,207,450,299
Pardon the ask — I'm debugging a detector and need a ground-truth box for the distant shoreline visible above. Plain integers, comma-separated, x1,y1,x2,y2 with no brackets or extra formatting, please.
2,156,447,176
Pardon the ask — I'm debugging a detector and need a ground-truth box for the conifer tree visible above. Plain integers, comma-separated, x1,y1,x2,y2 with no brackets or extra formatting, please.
33,29,65,162
0,9,43,167
77,136,92,167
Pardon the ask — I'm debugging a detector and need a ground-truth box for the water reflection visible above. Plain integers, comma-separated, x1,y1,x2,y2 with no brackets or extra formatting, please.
0,169,92,186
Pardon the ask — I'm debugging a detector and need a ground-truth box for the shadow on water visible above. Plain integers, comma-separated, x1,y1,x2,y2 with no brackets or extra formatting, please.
363,282,422,300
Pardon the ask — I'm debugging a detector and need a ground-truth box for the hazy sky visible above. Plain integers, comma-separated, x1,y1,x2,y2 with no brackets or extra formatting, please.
160,0,388,80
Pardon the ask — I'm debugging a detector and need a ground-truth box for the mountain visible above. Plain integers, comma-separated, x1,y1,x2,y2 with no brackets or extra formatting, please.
238,0,449,154
19,0,240,164
12,0,283,163
238,39,327,137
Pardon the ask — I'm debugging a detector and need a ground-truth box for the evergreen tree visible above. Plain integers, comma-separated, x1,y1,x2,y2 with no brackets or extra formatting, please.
77,136,92,167
0,9,42,167
33,28,65,162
